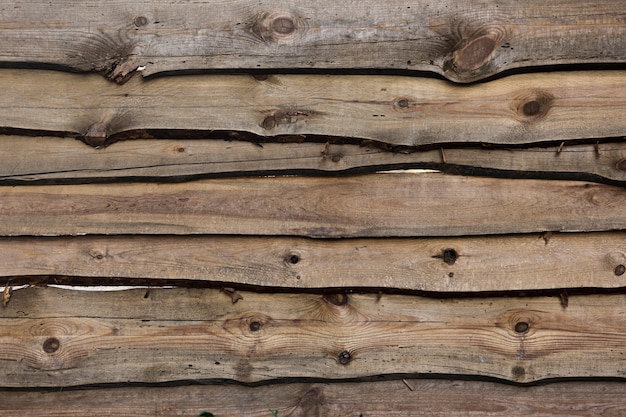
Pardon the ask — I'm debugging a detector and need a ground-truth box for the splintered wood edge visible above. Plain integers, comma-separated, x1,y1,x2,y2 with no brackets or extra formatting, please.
1,286,626,386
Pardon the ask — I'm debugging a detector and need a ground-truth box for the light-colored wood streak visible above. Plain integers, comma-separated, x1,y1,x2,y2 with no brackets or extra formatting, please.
1,0,625,83
2,233,625,292
1,172,625,237
2,70,626,147
2,379,626,417
1,137,625,184
1,287,626,386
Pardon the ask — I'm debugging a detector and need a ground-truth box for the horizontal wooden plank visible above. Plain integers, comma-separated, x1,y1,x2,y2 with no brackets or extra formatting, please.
1,286,626,386
1,0,625,83
1,173,625,237
3,70,626,147
3,379,626,416
1,137,625,185
2,233,625,292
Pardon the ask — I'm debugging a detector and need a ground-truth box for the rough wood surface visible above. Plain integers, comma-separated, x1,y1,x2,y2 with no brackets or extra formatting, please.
3,70,626,147
1,173,625,237
1,286,626,386
2,233,625,292
1,0,625,83
3,380,626,417
1,137,625,185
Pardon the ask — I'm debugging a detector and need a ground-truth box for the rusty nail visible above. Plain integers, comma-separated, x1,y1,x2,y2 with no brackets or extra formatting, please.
43,337,60,353
338,350,351,365
615,264,626,276
514,322,529,333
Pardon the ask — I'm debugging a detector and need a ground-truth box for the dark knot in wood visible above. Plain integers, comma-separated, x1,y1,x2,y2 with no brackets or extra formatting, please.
615,264,626,276
133,16,148,27
324,293,349,306
338,350,352,365
43,337,60,353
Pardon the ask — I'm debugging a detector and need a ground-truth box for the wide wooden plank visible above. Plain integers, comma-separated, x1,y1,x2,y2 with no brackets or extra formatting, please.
3,380,626,416
2,233,625,292
1,173,625,237
3,70,626,147
1,0,625,83
1,286,625,386
1,137,625,185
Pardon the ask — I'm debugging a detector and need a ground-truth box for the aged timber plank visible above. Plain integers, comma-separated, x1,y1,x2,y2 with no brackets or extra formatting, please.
1,137,625,185
1,286,626,386
3,70,626,147
3,380,626,417
2,233,625,292
1,0,625,83
0,173,625,237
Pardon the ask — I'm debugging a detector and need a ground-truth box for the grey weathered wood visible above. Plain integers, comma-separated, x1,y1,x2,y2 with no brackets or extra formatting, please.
2,286,626,386
2,70,626,147
1,0,625,83
1,173,625,237
2,233,625,292
1,136,625,184
2,380,626,416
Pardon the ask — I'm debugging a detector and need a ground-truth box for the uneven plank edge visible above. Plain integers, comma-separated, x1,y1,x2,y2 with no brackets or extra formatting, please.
2,380,626,417
2,287,626,386
0,172,625,237
1,137,625,185
3,70,626,147
2,233,625,292
1,0,625,83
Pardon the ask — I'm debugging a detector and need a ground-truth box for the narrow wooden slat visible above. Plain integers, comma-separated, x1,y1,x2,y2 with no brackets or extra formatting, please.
1,137,625,184
0,173,624,237
2,380,626,416
2,233,625,292
1,0,625,83
1,287,626,386
3,70,626,147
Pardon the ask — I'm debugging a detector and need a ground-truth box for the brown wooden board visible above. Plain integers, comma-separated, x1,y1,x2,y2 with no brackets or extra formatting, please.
1,173,625,237
1,0,625,83
2,70,626,147
2,380,626,416
1,286,626,386
1,137,625,185
2,233,625,292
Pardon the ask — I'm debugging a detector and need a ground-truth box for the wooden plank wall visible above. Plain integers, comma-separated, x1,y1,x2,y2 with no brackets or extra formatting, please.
1,1,625,415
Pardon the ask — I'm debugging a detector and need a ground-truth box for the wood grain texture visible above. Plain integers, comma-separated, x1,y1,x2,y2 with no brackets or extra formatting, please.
1,172,625,237
2,233,625,292
1,286,626,386
2,380,626,417
3,70,626,147
1,137,625,185
1,0,625,82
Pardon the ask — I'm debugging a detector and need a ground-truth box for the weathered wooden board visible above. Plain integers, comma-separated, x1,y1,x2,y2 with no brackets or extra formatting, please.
1,173,625,237
1,287,626,386
3,380,626,417
2,233,625,292
1,137,625,185
1,0,625,83
3,70,626,147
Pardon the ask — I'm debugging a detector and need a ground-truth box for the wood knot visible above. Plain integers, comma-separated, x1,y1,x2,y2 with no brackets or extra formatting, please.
133,16,148,27
447,26,506,75
616,159,626,172
246,11,304,43
43,337,60,353
392,97,415,112
82,121,109,148
513,90,554,121
324,293,349,306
